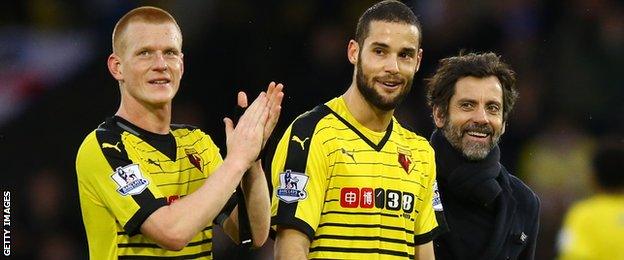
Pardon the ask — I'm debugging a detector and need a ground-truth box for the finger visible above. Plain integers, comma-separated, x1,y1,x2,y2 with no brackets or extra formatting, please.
266,83,284,123
264,90,284,143
237,91,248,108
239,92,268,129
223,117,235,140
257,94,271,130
266,81,276,98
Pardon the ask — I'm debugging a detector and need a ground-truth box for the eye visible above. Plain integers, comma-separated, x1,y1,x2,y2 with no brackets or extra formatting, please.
460,102,474,110
165,50,177,56
399,52,414,59
487,104,501,114
373,48,385,55
137,50,150,57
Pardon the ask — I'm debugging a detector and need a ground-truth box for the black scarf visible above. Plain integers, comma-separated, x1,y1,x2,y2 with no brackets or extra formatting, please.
430,129,502,207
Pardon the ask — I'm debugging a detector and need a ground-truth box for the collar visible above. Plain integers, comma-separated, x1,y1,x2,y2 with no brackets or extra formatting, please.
430,129,502,207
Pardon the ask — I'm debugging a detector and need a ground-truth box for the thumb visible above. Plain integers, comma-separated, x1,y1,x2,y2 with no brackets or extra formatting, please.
223,117,234,139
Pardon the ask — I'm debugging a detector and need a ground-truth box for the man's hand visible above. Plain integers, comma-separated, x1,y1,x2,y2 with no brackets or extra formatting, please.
223,92,270,168
235,82,285,149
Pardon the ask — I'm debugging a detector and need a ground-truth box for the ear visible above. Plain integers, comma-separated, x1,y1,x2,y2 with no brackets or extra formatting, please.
180,52,185,76
415,48,423,72
107,54,124,81
347,40,359,65
501,121,506,135
432,105,445,128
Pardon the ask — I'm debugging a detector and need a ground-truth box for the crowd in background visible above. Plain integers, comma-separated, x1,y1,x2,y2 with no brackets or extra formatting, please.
1,0,622,259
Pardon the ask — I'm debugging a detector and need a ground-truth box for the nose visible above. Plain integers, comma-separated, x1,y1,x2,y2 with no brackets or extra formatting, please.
384,55,399,74
152,52,168,71
472,106,490,124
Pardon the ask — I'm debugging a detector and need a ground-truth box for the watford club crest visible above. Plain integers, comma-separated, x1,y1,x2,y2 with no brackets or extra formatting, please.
397,147,412,174
185,148,203,172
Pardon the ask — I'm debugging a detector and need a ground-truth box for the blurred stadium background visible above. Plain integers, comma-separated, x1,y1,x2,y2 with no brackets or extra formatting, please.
1,0,622,259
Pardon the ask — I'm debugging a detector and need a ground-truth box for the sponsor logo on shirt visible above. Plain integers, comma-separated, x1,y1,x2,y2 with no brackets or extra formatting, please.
276,170,309,203
111,164,149,196
291,135,309,150
339,187,416,219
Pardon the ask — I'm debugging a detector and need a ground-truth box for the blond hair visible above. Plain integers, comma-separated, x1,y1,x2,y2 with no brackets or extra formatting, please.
111,6,182,54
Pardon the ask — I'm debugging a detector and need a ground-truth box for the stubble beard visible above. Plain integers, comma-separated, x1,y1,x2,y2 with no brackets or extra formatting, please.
355,61,413,111
441,119,502,160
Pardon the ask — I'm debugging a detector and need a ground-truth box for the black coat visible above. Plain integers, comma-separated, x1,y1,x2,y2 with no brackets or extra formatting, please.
430,131,540,260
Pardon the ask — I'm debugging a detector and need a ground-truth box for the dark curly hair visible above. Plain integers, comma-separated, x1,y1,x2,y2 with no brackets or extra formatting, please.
426,52,518,122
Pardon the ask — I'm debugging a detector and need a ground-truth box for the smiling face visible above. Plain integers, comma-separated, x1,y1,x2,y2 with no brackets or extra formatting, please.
434,76,506,160
350,21,422,111
108,21,183,108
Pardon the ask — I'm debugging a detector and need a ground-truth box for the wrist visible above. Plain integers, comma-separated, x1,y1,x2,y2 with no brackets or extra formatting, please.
221,157,250,176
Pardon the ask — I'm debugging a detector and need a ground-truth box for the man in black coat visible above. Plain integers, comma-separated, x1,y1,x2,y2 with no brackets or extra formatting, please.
426,52,540,260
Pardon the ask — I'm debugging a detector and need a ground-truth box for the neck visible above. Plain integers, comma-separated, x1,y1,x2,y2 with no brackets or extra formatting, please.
116,95,171,134
342,83,394,132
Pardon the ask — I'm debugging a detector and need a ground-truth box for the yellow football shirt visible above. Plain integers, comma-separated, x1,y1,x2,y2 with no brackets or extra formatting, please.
558,194,624,260
76,117,230,259
271,97,441,259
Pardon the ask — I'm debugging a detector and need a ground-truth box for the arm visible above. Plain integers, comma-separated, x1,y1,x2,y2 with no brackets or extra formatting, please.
275,227,311,260
221,160,271,248
222,82,284,246
415,241,435,260
140,92,270,251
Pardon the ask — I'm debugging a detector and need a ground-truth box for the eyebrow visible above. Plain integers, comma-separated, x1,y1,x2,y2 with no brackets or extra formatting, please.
370,42,416,54
370,42,390,49
456,98,502,106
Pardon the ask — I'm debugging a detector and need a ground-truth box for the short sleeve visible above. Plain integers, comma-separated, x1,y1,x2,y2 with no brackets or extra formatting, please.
271,120,329,240
413,146,444,244
76,131,167,236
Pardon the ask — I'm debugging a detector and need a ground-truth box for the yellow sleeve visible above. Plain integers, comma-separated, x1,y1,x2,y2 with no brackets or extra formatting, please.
271,119,329,240
76,131,167,236
413,144,440,244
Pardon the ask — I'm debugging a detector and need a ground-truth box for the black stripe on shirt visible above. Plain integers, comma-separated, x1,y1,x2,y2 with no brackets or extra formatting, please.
273,105,331,241
324,105,393,152
96,124,167,236
318,222,415,234
313,234,415,246
118,250,211,259
117,226,212,236
309,246,412,258
118,238,212,248
414,225,445,245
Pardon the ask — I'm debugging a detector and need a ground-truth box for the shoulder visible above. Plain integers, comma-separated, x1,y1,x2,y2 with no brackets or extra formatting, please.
285,104,335,140
291,104,334,129
393,119,433,152
505,169,540,213
170,123,199,131
77,119,122,156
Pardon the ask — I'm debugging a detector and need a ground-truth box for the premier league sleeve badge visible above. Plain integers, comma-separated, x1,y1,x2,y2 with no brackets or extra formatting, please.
276,170,309,203
111,164,149,196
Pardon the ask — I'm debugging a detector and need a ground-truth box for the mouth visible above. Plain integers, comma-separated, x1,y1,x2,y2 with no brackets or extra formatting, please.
148,78,171,86
466,131,489,138
375,78,404,90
